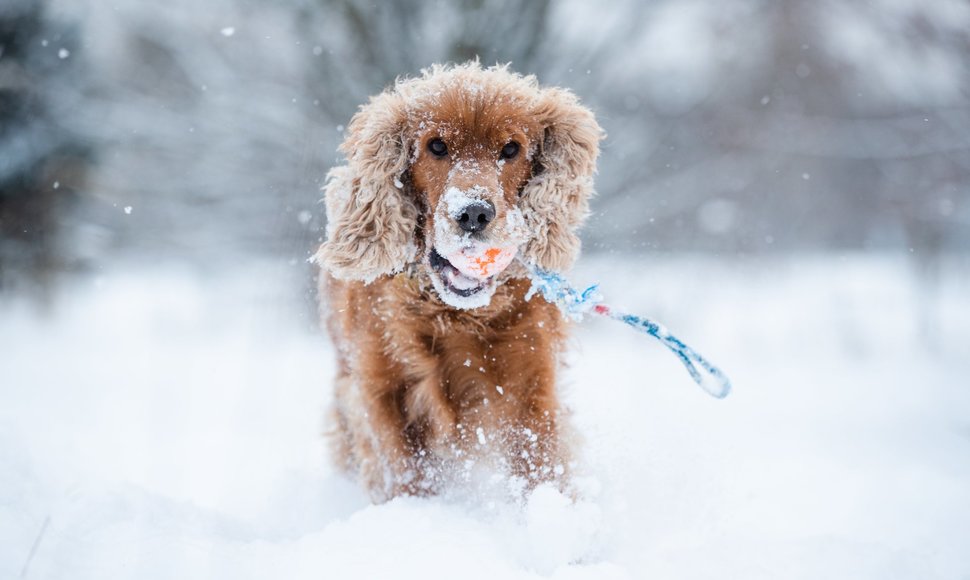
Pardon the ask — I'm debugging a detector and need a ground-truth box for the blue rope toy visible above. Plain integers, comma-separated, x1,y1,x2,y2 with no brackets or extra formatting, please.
523,263,732,399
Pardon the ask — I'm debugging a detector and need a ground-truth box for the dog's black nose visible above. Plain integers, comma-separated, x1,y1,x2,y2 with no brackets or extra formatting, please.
455,201,495,233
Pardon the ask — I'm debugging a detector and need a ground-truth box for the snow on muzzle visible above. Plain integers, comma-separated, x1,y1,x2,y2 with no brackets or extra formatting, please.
428,186,527,308
434,187,525,272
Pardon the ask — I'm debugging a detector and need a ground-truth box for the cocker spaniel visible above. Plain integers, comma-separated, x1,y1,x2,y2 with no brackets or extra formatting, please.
315,62,603,502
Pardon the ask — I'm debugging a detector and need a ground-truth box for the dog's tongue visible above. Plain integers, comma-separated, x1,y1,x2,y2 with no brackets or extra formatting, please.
445,243,518,280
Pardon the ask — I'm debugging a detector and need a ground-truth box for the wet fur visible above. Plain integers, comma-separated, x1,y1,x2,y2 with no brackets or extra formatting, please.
316,62,602,501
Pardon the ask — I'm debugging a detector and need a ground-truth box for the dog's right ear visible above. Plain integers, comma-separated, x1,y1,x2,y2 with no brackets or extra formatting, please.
315,91,418,283
520,87,604,273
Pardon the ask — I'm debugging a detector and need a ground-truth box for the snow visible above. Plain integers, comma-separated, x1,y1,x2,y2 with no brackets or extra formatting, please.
441,184,488,218
433,187,480,261
434,186,526,282
2,254,969,579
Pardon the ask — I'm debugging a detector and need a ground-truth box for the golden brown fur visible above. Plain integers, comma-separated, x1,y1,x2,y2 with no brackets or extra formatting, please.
315,62,603,502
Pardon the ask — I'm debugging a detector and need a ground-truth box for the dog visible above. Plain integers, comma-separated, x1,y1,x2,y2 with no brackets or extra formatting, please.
315,62,603,502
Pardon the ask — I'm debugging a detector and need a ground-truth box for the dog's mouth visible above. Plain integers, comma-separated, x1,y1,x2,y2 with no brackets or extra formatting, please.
428,248,495,299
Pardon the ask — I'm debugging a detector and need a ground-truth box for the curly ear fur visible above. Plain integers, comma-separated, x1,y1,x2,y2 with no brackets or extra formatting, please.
317,63,602,280
316,91,419,283
520,88,604,272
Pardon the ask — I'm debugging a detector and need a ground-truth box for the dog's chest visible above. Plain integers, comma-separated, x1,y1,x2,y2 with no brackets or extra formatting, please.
378,278,558,416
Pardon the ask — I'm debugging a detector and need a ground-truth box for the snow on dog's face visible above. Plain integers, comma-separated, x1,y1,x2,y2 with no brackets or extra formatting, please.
408,89,538,309
316,63,603,307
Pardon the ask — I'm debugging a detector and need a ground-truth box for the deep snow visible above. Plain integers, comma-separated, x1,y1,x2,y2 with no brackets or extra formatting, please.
2,254,969,579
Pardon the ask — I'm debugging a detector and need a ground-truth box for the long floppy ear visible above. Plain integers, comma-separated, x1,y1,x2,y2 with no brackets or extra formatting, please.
520,87,604,272
315,90,418,283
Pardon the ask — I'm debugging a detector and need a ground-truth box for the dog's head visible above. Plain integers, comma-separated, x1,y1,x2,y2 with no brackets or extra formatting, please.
317,62,603,309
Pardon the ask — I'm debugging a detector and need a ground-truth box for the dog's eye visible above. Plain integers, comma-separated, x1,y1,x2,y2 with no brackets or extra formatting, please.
428,138,448,157
500,141,519,160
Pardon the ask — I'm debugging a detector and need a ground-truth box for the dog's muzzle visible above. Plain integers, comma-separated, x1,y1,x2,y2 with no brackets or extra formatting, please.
427,186,525,309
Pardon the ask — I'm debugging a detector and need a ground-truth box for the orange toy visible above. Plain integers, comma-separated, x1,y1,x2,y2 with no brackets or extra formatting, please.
447,243,518,280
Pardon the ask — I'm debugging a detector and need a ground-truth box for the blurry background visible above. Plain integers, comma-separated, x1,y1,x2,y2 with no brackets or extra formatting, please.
2,0,969,306
3,2,970,578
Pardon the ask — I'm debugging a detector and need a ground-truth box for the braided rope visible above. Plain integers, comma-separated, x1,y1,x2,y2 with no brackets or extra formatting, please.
523,264,732,399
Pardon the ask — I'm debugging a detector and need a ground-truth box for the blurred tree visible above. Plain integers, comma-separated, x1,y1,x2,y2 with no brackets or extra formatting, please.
581,0,970,257
298,0,556,124
0,0,88,297
3,0,968,304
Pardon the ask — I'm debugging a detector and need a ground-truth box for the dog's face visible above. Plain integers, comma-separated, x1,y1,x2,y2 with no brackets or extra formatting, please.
408,97,541,307
318,63,603,310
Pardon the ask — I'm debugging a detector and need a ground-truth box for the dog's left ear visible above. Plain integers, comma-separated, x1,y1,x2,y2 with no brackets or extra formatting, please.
520,87,604,272
315,90,418,283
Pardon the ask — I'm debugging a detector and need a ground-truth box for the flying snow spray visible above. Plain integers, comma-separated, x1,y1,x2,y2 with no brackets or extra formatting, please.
523,263,732,399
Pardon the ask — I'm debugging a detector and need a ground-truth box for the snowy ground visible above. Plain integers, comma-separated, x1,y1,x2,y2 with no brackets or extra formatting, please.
2,254,969,579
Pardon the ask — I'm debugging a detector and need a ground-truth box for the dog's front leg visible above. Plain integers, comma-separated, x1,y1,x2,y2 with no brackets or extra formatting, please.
348,382,429,502
505,408,570,492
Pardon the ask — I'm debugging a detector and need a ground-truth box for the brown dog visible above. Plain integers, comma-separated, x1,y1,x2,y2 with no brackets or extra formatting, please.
315,62,602,502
